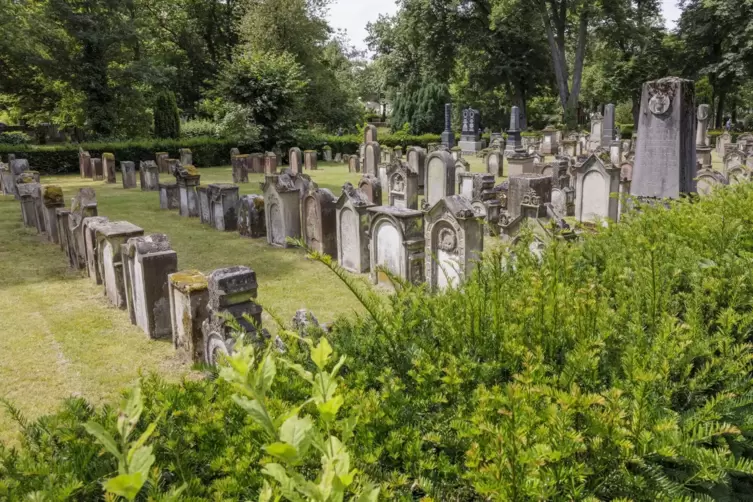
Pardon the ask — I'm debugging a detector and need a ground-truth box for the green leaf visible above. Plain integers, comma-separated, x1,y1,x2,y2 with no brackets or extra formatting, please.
318,395,344,423
84,422,122,461
257,351,277,394
279,415,313,452
356,485,380,502
262,463,305,502
311,338,333,370
264,442,300,464
128,445,155,478
118,387,144,441
127,421,157,465
232,396,277,439
103,472,146,501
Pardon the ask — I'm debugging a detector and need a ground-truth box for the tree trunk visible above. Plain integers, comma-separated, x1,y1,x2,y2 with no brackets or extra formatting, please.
537,0,570,109
631,91,641,134
716,90,726,129
565,9,589,126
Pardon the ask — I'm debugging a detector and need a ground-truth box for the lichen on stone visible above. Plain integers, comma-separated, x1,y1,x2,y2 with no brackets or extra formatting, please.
102,152,115,160
43,185,64,205
170,270,208,293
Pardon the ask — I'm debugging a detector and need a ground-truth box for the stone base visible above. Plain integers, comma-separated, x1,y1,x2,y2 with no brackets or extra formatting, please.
458,140,484,155
441,131,456,148
697,146,712,169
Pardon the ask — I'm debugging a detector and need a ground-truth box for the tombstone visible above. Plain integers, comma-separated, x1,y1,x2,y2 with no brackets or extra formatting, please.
79,150,92,178
174,164,201,218
621,139,633,157
262,172,302,247
0,163,14,196
197,186,211,225
159,182,179,210
588,112,604,151
486,150,503,177
301,187,337,256
696,105,712,169
559,140,577,158
334,152,342,163
717,132,731,156
201,266,263,365
424,196,483,290
406,147,426,192
364,124,378,144
336,183,374,273
17,183,41,231
139,160,160,191
425,150,455,207
505,107,524,154
304,150,318,171
121,161,137,189
358,174,382,206
90,158,104,181
542,126,559,155
232,154,251,182
393,147,403,160
179,148,193,166
169,270,209,363
41,186,65,244
459,108,482,154
82,217,110,284
602,104,616,146
506,174,552,221
575,154,621,222
264,152,278,175
250,153,264,174
323,147,333,162
441,103,456,148
632,77,696,199
363,142,381,176
155,152,169,174
288,147,302,175
696,168,728,196
56,208,71,255
121,234,178,339
618,162,633,215
348,154,360,173
367,206,425,286
96,221,145,308
387,159,419,209
455,158,470,187
68,188,98,269
724,150,746,175
726,164,750,185
208,183,240,231
101,153,116,183
506,151,536,177
237,194,266,238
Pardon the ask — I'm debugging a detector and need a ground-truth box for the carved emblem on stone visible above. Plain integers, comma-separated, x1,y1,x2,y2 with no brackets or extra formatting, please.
437,227,457,252
647,82,676,116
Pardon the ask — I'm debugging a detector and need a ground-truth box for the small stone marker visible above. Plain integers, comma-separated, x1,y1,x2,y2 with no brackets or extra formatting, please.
96,221,144,308
237,194,266,238
208,183,240,231
41,186,65,244
358,174,382,206
159,182,180,210
90,158,104,181
156,152,169,174
387,159,419,209
83,216,110,284
336,182,374,273
179,148,192,166
169,270,209,363
367,206,425,286
139,160,160,191
121,161,137,189
288,147,302,175
304,150,318,171
174,164,201,218
103,153,117,183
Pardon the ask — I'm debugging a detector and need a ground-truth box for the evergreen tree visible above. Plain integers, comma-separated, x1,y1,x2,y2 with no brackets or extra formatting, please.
153,91,181,139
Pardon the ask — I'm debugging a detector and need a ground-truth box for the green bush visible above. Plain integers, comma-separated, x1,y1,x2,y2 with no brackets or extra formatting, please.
180,119,219,139
4,185,753,500
0,131,33,145
618,123,634,139
153,91,180,139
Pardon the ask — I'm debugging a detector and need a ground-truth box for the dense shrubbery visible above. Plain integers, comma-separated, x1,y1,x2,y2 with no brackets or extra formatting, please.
153,91,181,139
4,185,753,500
0,132,33,145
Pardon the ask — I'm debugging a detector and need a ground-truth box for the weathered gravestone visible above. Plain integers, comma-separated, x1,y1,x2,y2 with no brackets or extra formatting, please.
288,147,302,175
724,150,746,175
179,148,193,166
631,77,697,199
237,194,266,238
507,150,536,177
334,152,342,163
424,195,483,290
304,150,318,171
458,172,500,235
406,146,426,193
323,147,332,162
83,216,110,284
575,154,621,223
262,172,303,247
202,266,263,365
56,208,71,254
348,154,360,173
336,182,374,273
79,150,92,178
17,183,41,231
102,153,117,183
122,233,178,339
367,206,425,286
588,112,604,152
0,163,14,196
302,187,338,256
208,183,240,231
250,153,263,174
387,159,419,209
96,221,144,308
90,158,104,181
364,124,378,144
542,126,559,155
424,150,456,207
264,152,278,175
169,270,209,363
232,154,250,182
455,158,470,188
197,186,211,225
726,164,750,184
68,188,98,269
41,186,65,244
459,108,482,154
364,142,380,175
140,160,160,191
174,164,201,218
358,174,382,206
441,103,456,148
717,132,731,156
696,167,728,196
156,152,169,174
121,161,137,189
486,150,503,177
159,182,180,210
167,158,181,175
696,104,712,169
506,174,552,221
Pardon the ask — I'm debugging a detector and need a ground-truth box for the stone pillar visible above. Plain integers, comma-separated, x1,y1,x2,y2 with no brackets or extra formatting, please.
103,153,117,183
121,161,137,189
603,103,616,146
156,152,169,174
505,106,523,154
42,186,65,244
174,165,201,218
208,183,240,231
304,150,318,171
159,182,180,210
696,104,712,169
632,77,696,199
441,103,456,148
179,148,193,166
83,217,110,284
139,160,160,191
169,270,209,363
96,221,145,309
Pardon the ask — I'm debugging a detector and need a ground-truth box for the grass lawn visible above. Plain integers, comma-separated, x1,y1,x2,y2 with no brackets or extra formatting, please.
0,156,490,442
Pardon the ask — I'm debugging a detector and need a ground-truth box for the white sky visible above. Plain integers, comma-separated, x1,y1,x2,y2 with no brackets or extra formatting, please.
326,0,684,53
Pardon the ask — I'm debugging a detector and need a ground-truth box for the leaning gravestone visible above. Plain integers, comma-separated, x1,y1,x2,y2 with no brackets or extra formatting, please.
631,77,696,199
336,182,374,274
56,207,72,254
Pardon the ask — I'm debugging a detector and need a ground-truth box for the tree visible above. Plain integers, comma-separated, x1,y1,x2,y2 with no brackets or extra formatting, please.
154,91,180,139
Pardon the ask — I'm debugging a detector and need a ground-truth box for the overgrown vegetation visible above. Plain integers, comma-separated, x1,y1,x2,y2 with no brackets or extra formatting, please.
4,184,753,500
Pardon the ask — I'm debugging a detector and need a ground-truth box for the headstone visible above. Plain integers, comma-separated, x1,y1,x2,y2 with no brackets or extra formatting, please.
393,147,403,160
588,112,604,151
424,150,455,207
232,154,250,182
323,147,332,162
348,154,360,173
83,216,110,284
121,161,137,189
139,160,160,191
367,206,425,286
288,147,303,175
609,141,622,167
174,164,201,218
455,158,470,187
696,104,712,169
197,186,211,225
201,266,263,365
250,153,263,174
169,270,209,363
506,150,536,177
542,126,559,155
505,107,523,153
424,195,483,290
159,182,180,210
507,174,552,221
575,154,621,222
717,132,731,156
208,183,240,231
459,108,483,154
121,233,177,339
90,158,104,181
96,221,144,308
68,188,98,269
264,152,278,175
486,150,503,177
441,103,456,148
696,167,728,196
237,194,266,238
79,150,92,178
358,174,382,206
603,104,616,146
301,187,338,256
262,172,302,247
724,150,746,175
334,152,342,163
304,150,318,171
364,124,378,144
406,147,426,192
103,153,117,183
0,163,14,196
56,208,71,254
632,77,696,199
387,159,419,209
336,183,374,273
451,147,463,161
41,186,65,244
179,148,193,166
17,183,41,231
156,152,169,174
726,164,750,185
364,142,380,175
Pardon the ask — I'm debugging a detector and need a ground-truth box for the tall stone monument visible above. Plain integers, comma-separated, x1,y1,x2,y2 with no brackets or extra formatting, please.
440,103,455,148
458,108,482,154
602,103,616,146
631,77,696,199
505,106,523,154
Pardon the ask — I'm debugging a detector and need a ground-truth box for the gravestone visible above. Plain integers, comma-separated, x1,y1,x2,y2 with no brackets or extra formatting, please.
262,172,302,247
608,142,622,167
358,174,382,206
17,183,41,231
79,150,92,178
364,124,378,144
174,164,201,218
264,152,278,175
83,216,110,284
424,150,456,207
232,154,250,182
288,147,302,174
632,77,696,199
336,183,374,273
507,150,535,177
364,142,380,175
424,195,483,290
726,164,750,184
302,187,338,256
122,233,177,339
348,154,360,173
41,186,65,244
603,104,616,146
334,152,342,163
452,147,463,160
208,183,240,231
304,150,318,171
0,163,14,196
159,182,179,210
717,132,731,156
103,153,117,183
156,152,169,174
507,174,552,221
250,153,263,174
367,206,425,286
197,186,211,225
588,112,604,151
387,159,419,209
724,150,746,175
441,103,456,148
486,150,503,177
140,160,160,191
121,161,137,189
696,104,712,169
459,108,482,154
406,147,426,192
179,148,193,166
393,147,403,159
237,194,266,238
458,172,500,234
90,158,104,181
542,126,559,155
202,266,263,365
575,154,621,222
455,158,470,187
505,106,523,153
323,148,332,162
696,167,728,196
169,270,209,363
56,208,71,254
68,188,98,269
96,221,144,308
